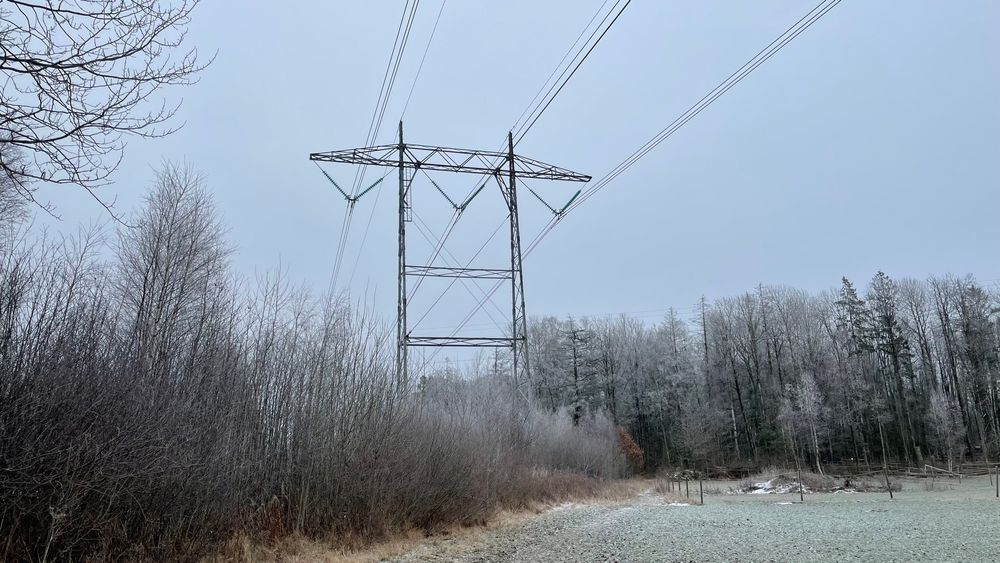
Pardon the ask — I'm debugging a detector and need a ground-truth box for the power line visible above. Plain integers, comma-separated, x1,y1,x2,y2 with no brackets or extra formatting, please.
526,0,843,256
437,0,843,353
513,0,632,145
309,137,590,383
403,0,629,308
509,0,614,134
401,0,448,118
337,0,422,289
363,0,421,151
349,0,421,205
345,182,384,288
408,0,632,365
349,0,419,196
368,0,422,153
568,0,841,215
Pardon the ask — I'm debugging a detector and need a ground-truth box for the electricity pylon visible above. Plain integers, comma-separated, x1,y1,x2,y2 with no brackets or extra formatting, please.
310,122,590,392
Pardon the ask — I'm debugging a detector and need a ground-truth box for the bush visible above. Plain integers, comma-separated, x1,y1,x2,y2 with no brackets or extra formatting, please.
0,169,625,561
616,428,644,471
528,409,626,478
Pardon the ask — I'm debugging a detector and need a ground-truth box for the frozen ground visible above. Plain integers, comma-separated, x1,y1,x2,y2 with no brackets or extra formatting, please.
388,477,1000,562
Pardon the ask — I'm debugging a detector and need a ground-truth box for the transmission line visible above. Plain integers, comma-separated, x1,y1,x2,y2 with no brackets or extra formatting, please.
566,0,841,215
350,1,451,290
513,0,632,145
406,0,629,304
532,0,843,254
405,1,636,371
509,0,614,134
349,0,420,198
330,0,421,290
401,0,448,118
360,0,420,157
433,0,843,357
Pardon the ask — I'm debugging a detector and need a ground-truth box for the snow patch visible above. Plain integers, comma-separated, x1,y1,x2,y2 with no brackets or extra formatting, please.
550,502,581,512
667,502,691,507
740,478,810,495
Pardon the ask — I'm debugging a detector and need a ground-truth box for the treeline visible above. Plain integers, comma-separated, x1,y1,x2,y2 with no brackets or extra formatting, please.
0,166,623,561
526,273,1000,473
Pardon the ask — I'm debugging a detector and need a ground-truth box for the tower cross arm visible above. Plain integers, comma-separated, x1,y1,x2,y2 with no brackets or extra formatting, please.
310,143,590,182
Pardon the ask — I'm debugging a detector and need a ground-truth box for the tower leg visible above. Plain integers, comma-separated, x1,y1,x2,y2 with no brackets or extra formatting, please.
506,132,530,403
397,121,408,387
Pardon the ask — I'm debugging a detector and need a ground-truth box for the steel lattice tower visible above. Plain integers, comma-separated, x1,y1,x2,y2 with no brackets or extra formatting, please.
310,122,590,389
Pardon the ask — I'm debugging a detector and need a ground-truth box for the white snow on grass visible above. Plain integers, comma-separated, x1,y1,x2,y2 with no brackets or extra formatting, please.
550,502,581,512
742,478,809,495
667,502,691,507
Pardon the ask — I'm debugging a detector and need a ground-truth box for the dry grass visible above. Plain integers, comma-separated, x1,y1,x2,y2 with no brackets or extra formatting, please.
205,475,651,563
847,476,902,492
207,531,431,563
922,480,955,492
651,479,701,504
652,478,676,495
504,469,642,511
649,469,703,504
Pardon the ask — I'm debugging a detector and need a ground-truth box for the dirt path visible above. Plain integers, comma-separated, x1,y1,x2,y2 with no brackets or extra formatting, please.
388,479,1000,562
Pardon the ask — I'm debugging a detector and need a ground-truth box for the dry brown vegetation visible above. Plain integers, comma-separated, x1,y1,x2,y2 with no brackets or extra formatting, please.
206,475,651,563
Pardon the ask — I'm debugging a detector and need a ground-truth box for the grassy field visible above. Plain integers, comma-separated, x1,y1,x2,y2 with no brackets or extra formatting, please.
386,476,1000,562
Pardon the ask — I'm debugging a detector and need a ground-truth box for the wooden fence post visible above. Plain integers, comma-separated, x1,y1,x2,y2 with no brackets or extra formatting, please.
797,465,804,502
884,465,893,500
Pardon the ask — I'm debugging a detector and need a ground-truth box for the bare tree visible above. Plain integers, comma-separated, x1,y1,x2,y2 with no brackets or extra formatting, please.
868,271,921,465
0,147,28,226
0,0,208,211
116,163,229,380
928,388,964,471
796,372,826,474
1,167,626,561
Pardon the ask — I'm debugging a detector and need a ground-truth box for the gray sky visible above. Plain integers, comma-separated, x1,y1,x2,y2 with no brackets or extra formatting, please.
39,1,1000,350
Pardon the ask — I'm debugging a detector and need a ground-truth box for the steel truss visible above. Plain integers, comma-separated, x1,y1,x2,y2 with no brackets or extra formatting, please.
309,123,590,389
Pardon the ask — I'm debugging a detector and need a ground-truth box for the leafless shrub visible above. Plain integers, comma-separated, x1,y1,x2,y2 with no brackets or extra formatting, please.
652,479,673,495
0,165,623,561
527,408,625,478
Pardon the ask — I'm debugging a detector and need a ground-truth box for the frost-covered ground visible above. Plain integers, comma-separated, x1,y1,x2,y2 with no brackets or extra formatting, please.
389,477,1000,562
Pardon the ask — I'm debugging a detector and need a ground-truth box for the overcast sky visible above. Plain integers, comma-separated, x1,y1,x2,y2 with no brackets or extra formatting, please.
37,1,1000,354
